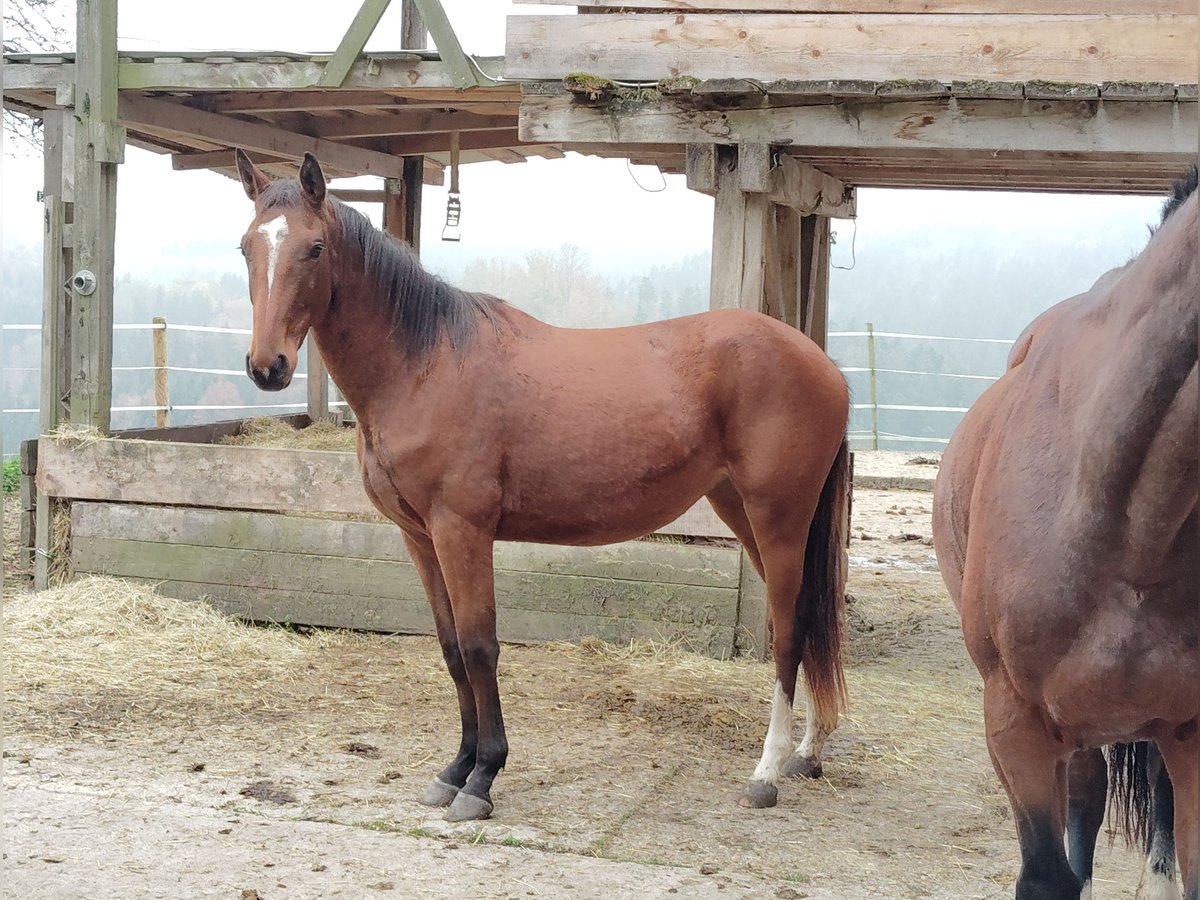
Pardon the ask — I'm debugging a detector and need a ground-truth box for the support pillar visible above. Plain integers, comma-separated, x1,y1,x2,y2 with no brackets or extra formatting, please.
798,214,832,349
70,0,123,431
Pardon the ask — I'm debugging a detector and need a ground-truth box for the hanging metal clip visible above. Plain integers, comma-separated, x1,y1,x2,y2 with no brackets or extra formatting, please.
442,131,462,242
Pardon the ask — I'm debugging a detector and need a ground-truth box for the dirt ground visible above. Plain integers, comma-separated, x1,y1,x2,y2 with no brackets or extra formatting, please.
2,458,1146,899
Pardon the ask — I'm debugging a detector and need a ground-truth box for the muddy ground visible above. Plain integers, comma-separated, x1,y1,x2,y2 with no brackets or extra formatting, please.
3,458,1145,899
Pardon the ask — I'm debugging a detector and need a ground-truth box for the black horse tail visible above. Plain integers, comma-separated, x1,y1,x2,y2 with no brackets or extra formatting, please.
798,439,850,725
1107,741,1153,851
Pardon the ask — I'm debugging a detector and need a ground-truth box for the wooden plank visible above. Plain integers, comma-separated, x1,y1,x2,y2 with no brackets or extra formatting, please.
518,0,1190,11
115,57,506,91
171,149,446,184
505,15,1198,84
107,577,735,657
319,0,394,88
71,0,121,431
769,156,856,217
40,193,69,432
111,414,311,444
738,142,771,193
38,439,737,538
72,502,741,588
411,0,479,87
685,142,717,194
519,93,1199,158
70,537,738,627
763,204,801,326
382,128,525,155
152,316,169,427
310,111,515,139
119,95,410,179
734,551,768,660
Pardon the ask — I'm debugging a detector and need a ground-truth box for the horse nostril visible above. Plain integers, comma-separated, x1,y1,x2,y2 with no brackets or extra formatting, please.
273,354,288,377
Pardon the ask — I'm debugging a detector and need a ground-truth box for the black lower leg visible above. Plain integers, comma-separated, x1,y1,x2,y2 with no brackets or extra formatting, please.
1066,748,1107,886
459,637,508,804
437,640,478,788
1147,746,1178,882
1017,812,1083,900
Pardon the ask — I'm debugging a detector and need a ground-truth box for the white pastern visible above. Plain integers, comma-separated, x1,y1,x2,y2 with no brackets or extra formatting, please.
256,214,289,298
752,680,794,785
1136,866,1182,900
797,685,832,764
1079,879,1091,900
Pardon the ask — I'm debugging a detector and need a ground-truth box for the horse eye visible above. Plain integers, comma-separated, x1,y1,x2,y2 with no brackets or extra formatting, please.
308,243,324,259
238,244,247,257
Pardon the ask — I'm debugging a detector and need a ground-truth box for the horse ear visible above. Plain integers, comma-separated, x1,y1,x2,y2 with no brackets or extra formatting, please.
235,149,270,201
299,153,327,207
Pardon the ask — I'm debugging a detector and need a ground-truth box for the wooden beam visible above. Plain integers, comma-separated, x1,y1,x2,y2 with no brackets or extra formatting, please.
115,56,505,91
119,94,409,179
383,157,425,252
308,110,515,139
71,0,121,431
709,145,771,313
402,0,427,49
319,0,394,88
382,127,523,154
685,143,717,194
520,0,1190,10
520,94,1199,160
411,0,479,87
769,156,856,217
307,336,330,421
505,14,1197,84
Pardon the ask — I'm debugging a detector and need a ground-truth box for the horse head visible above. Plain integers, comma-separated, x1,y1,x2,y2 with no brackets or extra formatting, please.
235,149,335,391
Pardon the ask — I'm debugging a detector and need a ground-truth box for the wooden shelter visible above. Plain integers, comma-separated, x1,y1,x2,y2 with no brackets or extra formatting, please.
5,0,1196,657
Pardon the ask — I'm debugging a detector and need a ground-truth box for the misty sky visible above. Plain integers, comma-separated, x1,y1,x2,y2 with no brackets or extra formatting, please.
1,0,1166,301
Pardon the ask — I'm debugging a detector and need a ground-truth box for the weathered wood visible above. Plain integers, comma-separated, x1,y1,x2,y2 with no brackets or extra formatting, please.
383,157,425,253
685,142,717,194
382,128,525,155
18,442,39,571
40,193,69,432
402,0,427,49
310,111,515,140
519,93,1198,160
709,145,771,313
1023,80,1100,100
118,94,411,180
411,0,479,87
38,438,737,538
1099,81,1177,101
72,503,741,588
152,316,169,427
171,149,447,185
114,57,506,92
738,142,772,192
111,414,312,444
70,0,121,431
798,215,832,348
306,336,330,422
769,156,856,217
763,204,801,326
319,0,394,88
735,552,768,660
519,0,1190,11
506,14,1197,84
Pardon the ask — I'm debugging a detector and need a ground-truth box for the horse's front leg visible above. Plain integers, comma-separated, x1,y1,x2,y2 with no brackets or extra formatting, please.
403,531,478,808
430,515,507,822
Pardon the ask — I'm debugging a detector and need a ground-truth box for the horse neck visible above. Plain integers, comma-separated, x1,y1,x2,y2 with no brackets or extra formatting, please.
310,241,422,425
1073,202,1198,558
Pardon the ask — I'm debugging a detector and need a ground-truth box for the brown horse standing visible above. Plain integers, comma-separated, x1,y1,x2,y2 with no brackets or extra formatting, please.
933,168,1199,900
233,151,850,821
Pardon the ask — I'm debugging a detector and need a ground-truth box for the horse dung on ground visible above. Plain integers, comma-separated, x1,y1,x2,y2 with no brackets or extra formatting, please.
232,150,851,822
933,167,1199,900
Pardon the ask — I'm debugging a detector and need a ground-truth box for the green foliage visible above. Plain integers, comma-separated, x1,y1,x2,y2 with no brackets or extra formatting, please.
3,458,20,493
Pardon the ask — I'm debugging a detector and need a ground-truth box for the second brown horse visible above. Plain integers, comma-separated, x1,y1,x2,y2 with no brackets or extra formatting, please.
233,150,850,822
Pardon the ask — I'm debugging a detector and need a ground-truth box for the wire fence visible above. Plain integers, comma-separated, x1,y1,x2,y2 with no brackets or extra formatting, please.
3,320,1015,452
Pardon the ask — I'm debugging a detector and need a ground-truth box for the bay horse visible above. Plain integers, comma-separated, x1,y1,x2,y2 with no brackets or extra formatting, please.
933,167,1198,900
233,150,850,822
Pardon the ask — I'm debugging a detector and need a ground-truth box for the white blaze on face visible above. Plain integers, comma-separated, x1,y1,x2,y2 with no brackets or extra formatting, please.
256,214,289,298
752,680,794,785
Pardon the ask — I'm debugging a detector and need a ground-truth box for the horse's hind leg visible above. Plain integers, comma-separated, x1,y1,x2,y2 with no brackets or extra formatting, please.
1155,734,1198,900
403,531,478,809
1137,744,1182,900
1065,748,1107,899
983,675,1082,899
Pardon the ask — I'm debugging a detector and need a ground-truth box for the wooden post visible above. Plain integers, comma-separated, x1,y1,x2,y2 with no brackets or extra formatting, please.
866,321,880,450
152,317,169,427
18,441,38,573
401,0,426,49
383,156,424,253
70,0,123,431
798,215,832,349
307,337,330,422
709,145,771,312
41,111,74,432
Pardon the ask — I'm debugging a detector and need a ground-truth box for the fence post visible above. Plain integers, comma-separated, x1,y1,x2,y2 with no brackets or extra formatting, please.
152,316,169,427
866,321,879,450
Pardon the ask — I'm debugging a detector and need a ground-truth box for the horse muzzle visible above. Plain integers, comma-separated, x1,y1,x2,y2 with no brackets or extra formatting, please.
246,353,292,392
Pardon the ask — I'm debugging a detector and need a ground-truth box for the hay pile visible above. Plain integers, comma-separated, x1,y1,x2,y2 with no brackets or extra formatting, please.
220,416,357,452
3,576,347,736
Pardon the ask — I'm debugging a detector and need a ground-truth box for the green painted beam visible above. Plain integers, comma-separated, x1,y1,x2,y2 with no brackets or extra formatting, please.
318,0,394,88
410,0,479,88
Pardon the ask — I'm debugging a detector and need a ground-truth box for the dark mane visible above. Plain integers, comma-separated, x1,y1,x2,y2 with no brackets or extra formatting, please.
260,178,502,357
1160,164,1198,224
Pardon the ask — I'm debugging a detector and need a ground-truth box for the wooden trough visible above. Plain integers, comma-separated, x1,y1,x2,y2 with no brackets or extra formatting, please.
32,421,769,661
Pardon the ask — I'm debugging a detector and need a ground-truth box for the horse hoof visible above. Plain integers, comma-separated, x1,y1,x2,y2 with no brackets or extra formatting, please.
782,754,823,779
444,791,493,822
419,777,460,807
738,780,778,809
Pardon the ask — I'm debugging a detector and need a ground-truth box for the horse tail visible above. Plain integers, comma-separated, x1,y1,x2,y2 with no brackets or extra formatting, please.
798,438,850,724
1107,741,1153,852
